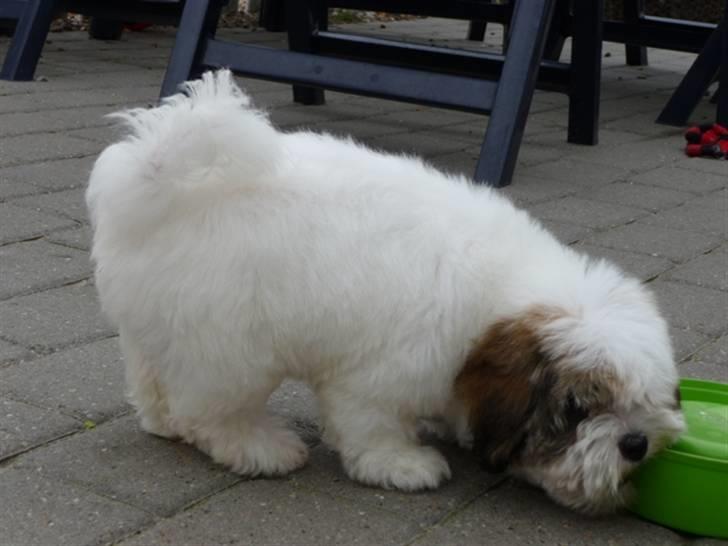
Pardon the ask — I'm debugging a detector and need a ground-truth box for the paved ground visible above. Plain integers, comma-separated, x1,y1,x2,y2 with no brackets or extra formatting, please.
1,18,726,546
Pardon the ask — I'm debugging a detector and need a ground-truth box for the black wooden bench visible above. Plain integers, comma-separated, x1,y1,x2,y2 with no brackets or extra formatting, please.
0,0,182,80
160,0,605,187
657,8,727,126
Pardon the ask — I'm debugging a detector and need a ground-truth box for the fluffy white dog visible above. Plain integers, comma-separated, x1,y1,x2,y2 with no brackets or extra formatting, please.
87,70,684,514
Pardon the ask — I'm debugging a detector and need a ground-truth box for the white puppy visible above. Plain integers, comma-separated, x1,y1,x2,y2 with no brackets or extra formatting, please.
87,70,684,514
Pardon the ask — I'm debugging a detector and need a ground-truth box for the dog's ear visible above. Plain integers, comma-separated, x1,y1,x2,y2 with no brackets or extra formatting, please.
455,308,557,473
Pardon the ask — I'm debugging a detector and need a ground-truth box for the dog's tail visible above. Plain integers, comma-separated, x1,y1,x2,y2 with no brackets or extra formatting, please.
108,69,280,196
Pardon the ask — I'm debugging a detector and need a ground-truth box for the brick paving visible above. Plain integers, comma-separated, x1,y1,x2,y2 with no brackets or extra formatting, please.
0,18,726,546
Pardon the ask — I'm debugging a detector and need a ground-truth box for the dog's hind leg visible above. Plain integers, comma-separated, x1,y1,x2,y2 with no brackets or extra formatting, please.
318,384,452,491
119,329,177,439
164,364,308,477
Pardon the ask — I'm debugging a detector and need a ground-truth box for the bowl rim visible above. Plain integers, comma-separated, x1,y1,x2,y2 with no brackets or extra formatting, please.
657,378,728,468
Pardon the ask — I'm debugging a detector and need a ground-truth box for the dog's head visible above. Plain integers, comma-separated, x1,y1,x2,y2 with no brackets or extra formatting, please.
455,264,684,514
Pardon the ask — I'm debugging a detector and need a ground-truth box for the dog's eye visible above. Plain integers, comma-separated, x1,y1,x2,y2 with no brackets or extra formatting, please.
565,393,589,427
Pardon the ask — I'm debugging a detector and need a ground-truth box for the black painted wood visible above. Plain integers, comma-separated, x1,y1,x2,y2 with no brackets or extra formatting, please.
624,0,648,66
204,40,500,113
161,0,557,186
568,0,603,145
657,22,723,126
719,9,727,125
287,0,325,105
476,0,555,185
0,0,55,80
1,0,186,81
0,0,26,19
160,0,224,97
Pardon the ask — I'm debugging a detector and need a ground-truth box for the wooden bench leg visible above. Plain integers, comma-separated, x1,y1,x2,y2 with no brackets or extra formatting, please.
288,0,325,105
718,16,727,125
656,24,722,126
567,0,603,145
542,0,570,61
468,21,487,42
475,0,555,186
624,0,648,66
160,0,224,98
0,0,56,81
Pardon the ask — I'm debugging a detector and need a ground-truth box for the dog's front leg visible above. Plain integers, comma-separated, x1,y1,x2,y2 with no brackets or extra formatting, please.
318,386,451,491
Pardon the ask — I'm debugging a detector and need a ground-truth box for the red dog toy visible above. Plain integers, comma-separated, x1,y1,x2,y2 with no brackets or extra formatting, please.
684,124,728,158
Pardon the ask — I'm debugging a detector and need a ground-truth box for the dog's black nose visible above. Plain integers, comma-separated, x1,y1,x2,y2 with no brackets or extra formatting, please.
619,432,648,462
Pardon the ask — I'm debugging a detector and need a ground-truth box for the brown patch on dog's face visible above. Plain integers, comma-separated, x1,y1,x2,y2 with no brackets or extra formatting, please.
455,308,559,472
455,307,617,473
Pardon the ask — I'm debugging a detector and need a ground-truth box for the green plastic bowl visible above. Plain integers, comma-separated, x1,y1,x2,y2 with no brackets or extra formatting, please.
629,379,728,539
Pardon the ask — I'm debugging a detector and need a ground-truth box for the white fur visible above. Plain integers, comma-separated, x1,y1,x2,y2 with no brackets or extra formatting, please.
87,70,683,508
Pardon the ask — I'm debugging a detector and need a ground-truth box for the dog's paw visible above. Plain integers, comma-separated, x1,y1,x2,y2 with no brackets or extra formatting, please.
345,445,451,491
202,421,308,477
139,413,179,440
246,426,309,476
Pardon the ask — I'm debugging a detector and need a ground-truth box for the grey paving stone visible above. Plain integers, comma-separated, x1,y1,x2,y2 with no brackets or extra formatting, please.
630,165,727,193
586,223,722,262
45,225,93,251
541,220,594,245
366,131,472,158
0,281,114,351
268,380,320,446
0,79,35,97
17,415,240,517
670,327,712,363
44,59,145,75
524,125,645,148
0,338,30,367
502,175,582,206
602,111,685,137
599,94,671,122
0,106,113,138
560,137,683,172
0,338,127,422
692,336,728,366
673,156,728,177
529,197,647,229
302,116,412,142
272,92,422,125
9,188,89,224
0,85,159,114
0,240,90,300
519,157,632,186
2,67,163,94
514,143,567,167
367,107,482,133
0,175,42,201
686,187,727,210
665,250,728,291
0,466,152,546
650,281,728,337
0,156,96,191
411,479,684,546
574,181,695,212
0,203,76,245
65,125,122,146
426,149,480,178
573,243,674,282
679,361,728,383
0,397,79,460
120,478,422,546
0,133,100,167
638,202,728,238
287,443,498,528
